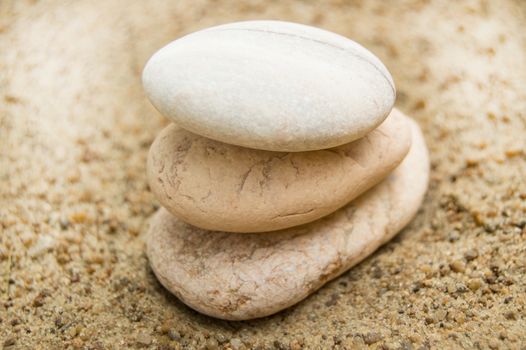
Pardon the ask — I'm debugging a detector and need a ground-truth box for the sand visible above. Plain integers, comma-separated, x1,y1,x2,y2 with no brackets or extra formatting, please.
1,0,525,349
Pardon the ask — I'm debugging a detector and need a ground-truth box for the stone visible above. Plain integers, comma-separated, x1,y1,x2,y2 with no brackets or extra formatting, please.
147,109,411,232
142,20,395,152
146,118,429,320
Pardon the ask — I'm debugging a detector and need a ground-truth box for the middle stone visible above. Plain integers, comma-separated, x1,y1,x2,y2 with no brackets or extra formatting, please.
147,108,411,233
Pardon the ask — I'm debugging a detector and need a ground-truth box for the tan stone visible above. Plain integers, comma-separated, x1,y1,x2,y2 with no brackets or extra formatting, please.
146,118,429,320
147,109,411,233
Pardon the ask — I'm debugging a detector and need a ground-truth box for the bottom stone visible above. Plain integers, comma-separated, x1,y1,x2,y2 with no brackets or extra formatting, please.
147,118,430,321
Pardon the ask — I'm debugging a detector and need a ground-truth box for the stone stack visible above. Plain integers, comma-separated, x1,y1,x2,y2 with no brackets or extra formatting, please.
143,20,429,320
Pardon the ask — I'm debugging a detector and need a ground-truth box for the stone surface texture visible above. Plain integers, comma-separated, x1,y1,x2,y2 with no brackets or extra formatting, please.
147,119,429,320
142,20,395,152
147,109,411,232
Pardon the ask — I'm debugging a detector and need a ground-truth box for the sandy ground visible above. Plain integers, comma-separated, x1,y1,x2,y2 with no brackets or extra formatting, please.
1,0,526,349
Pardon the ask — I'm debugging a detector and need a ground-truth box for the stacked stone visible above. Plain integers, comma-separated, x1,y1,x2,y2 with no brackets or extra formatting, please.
143,21,429,320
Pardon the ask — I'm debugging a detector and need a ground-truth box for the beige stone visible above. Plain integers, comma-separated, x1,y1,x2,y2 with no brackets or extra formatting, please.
142,20,395,151
146,118,429,320
147,109,411,233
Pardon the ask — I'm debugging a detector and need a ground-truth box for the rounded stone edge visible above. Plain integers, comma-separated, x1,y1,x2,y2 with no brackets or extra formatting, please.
141,20,396,152
146,109,412,233
146,117,429,320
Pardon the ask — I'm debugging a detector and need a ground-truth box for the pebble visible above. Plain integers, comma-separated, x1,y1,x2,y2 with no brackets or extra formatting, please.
456,283,468,293
146,120,429,320
229,338,244,350
448,231,460,242
71,338,84,349
167,329,182,342
289,340,302,350
148,109,411,232
3,338,15,347
504,310,517,320
143,20,395,152
488,339,499,349
159,320,171,334
363,332,383,345
464,249,479,261
467,278,483,291
449,260,466,273
205,338,219,350
136,331,152,346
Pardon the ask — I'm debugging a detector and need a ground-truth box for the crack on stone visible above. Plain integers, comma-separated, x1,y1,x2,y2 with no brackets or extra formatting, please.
273,208,316,219
180,194,206,213
158,177,173,200
200,190,212,201
237,163,257,193
289,157,300,175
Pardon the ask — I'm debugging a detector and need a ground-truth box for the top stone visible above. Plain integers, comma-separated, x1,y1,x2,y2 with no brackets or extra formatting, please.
143,20,396,152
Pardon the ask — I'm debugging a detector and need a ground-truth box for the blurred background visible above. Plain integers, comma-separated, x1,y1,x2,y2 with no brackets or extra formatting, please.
1,1,525,349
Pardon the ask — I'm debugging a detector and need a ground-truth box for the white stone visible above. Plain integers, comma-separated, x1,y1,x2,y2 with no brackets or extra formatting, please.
147,118,429,320
143,20,396,151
